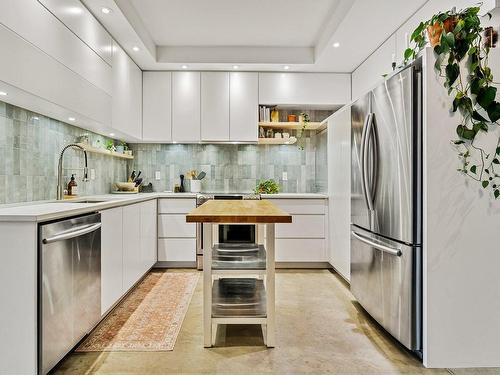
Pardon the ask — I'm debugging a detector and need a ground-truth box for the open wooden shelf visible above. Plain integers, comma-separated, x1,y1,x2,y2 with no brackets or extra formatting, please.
258,121,324,130
75,143,134,160
258,137,297,145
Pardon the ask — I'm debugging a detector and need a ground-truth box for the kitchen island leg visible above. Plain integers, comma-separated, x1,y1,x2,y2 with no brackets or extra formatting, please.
203,223,213,347
265,223,276,348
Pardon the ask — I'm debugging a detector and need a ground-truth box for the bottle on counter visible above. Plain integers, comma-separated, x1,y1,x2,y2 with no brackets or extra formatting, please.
68,174,78,196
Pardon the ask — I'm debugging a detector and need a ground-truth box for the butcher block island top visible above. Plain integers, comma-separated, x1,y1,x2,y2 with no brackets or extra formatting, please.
186,199,292,223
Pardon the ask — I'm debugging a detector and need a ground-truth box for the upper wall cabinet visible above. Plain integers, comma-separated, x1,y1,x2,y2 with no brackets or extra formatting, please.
230,72,258,142
259,73,351,106
112,41,142,140
38,0,113,66
201,72,230,141
172,72,201,142
143,72,172,142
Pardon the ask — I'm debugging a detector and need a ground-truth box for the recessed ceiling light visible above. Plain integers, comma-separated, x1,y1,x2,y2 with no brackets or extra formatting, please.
173,141,178,144
332,42,340,48
68,7,83,15
0,91,7,96
101,7,111,14
32,116,39,120
283,65,290,70
109,133,115,136
233,65,239,69
68,117,76,122
132,46,140,52
181,65,188,69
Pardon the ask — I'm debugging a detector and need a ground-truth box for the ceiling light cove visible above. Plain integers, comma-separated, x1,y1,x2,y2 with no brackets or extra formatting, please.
181,65,188,69
332,42,340,48
132,46,140,52
283,65,290,70
101,7,111,14
232,65,239,70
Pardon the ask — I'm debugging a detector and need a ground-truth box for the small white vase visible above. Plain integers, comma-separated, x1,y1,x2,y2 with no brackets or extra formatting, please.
190,179,202,193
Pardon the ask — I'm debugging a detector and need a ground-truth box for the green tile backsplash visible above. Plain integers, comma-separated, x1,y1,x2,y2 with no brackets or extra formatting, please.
0,101,127,204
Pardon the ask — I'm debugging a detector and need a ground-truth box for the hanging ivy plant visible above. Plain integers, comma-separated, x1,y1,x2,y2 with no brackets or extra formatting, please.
297,112,310,150
404,5,500,198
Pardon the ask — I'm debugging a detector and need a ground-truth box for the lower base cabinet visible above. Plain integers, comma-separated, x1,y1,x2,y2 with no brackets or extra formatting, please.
158,238,196,262
101,200,157,316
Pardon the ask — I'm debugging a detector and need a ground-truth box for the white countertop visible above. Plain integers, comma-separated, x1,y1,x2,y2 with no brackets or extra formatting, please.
0,192,328,223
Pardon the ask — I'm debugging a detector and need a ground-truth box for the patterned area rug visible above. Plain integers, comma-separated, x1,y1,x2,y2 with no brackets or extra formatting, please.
77,271,199,352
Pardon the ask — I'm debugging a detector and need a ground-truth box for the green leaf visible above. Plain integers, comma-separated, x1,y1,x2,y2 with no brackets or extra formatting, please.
494,159,500,165
472,110,488,122
495,190,500,199
454,140,465,145
411,22,425,41
443,32,455,47
445,63,460,87
482,180,490,188
496,147,500,155
477,87,497,109
472,122,488,133
487,102,500,123
456,125,476,140
470,165,477,173
404,48,413,61
455,19,465,33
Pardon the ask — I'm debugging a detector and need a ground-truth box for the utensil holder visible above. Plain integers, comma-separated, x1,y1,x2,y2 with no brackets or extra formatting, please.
191,179,202,193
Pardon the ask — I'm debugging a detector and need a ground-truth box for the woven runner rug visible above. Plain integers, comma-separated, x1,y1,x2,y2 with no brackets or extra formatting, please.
77,271,199,352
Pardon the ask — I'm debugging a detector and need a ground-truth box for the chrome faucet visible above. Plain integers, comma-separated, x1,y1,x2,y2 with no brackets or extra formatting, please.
57,144,89,200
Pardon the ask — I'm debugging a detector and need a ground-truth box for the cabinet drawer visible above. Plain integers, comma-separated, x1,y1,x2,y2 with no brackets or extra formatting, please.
158,198,196,214
276,215,325,238
158,238,196,262
158,214,196,238
275,238,326,262
270,199,326,214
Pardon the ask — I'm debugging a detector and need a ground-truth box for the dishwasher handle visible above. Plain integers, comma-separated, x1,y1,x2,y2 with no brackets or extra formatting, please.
42,222,101,244
351,230,402,257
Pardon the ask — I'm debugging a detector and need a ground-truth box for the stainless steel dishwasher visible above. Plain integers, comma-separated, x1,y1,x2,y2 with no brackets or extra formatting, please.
39,213,101,375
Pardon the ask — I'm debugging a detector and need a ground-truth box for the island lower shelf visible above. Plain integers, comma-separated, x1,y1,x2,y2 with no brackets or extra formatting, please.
212,278,266,318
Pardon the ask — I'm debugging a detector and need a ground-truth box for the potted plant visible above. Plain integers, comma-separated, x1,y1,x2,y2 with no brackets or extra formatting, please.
404,5,500,199
105,140,116,152
116,140,127,154
254,179,280,194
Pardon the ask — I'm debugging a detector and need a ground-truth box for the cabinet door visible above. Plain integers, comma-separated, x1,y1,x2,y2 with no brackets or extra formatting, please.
101,207,123,315
140,200,157,272
122,204,142,292
158,238,197,262
201,72,229,141
229,72,258,142
112,41,142,139
143,72,172,141
327,106,351,280
172,71,200,142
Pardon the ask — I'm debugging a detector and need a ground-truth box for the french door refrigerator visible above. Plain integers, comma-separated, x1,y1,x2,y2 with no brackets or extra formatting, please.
350,58,422,353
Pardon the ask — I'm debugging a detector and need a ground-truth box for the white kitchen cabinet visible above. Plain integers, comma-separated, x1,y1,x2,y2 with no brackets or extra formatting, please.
201,72,230,141
158,214,196,238
158,198,196,213
327,107,351,281
140,200,158,272
229,72,258,142
112,41,142,140
143,72,172,142
158,238,197,262
101,207,123,315
276,239,327,262
276,214,325,238
122,204,142,291
172,71,201,142
259,73,351,106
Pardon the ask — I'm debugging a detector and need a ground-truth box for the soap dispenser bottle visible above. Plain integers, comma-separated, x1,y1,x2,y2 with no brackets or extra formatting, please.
68,174,78,196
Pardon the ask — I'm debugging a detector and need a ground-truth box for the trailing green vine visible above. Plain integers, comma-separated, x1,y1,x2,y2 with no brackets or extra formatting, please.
404,5,500,198
297,112,310,150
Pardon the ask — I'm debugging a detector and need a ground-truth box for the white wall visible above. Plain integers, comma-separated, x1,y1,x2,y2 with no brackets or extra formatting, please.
352,0,500,100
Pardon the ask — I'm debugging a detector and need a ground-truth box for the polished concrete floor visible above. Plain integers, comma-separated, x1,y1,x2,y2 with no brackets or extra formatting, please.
55,269,455,374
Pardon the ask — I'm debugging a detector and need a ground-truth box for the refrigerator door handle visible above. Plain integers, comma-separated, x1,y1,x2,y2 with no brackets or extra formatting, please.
351,230,402,257
362,113,375,212
360,113,372,210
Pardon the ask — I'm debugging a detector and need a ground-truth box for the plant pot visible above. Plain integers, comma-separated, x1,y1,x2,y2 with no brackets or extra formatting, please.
190,179,202,193
115,145,124,154
427,17,457,47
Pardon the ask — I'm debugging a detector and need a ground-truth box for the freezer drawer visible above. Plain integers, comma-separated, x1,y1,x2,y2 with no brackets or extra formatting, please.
350,226,421,351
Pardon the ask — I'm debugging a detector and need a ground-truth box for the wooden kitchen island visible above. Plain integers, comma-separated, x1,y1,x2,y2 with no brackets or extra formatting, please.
186,200,292,347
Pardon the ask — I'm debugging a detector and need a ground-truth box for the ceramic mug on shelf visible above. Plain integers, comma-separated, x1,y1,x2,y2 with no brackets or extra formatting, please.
274,132,282,138
190,179,202,193
283,133,290,139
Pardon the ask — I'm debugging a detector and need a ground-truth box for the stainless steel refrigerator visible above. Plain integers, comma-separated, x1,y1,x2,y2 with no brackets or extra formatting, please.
350,58,422,353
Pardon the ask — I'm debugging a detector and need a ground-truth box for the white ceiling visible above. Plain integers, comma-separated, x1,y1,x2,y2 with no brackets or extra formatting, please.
128,0,341,47
83,0,429,72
